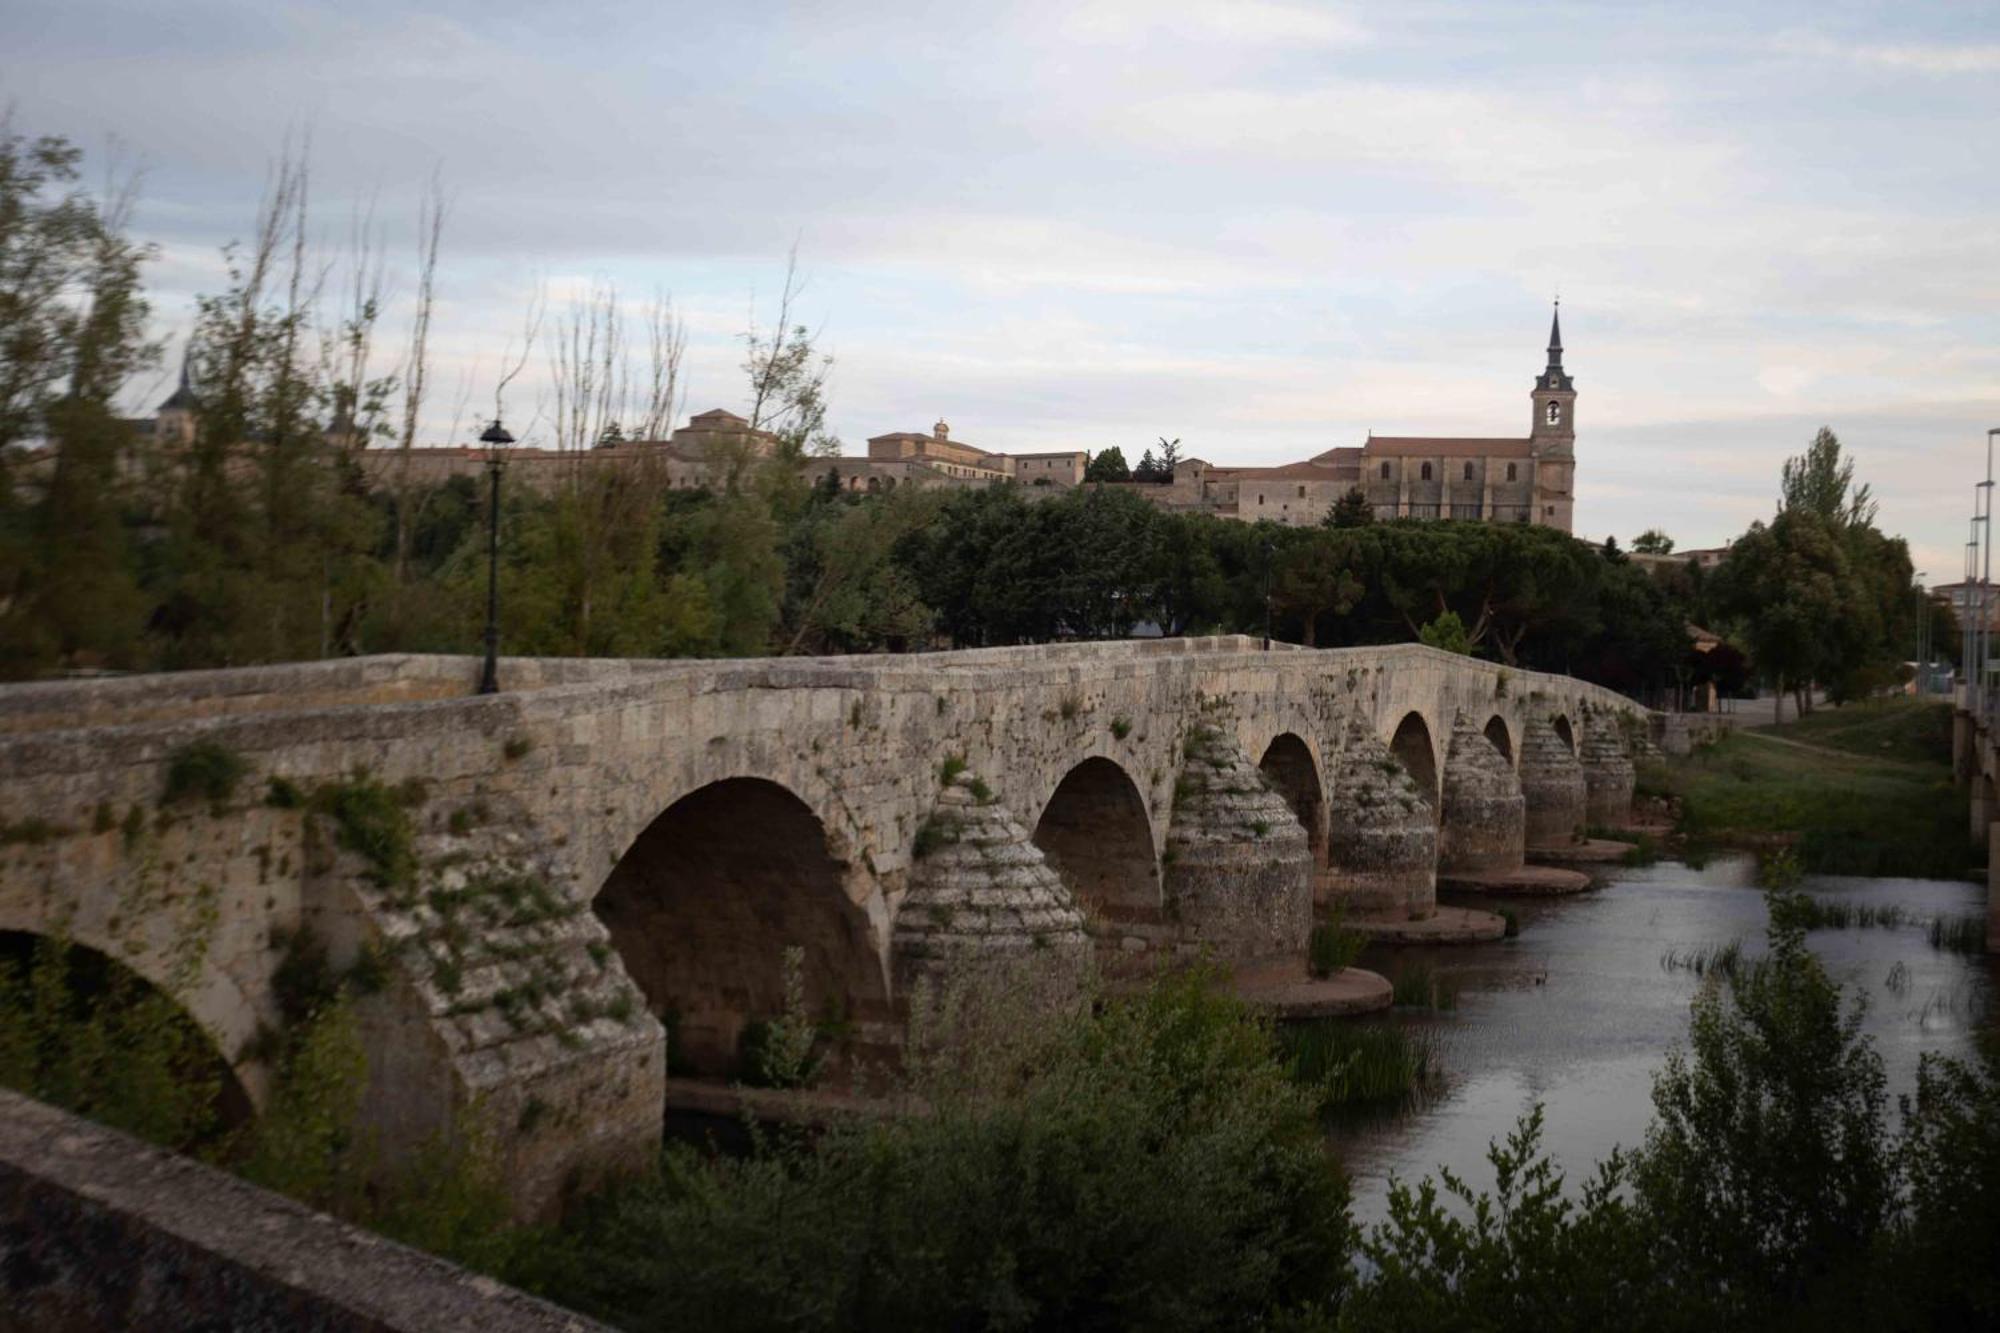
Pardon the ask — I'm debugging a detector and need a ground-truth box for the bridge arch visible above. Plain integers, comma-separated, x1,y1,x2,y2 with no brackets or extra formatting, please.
592,776,888,1078
0,928,253,1136
1552,713,1578,754
1483,716,1515,766
1258,733,1326,866
1387,712,1440,809
1033,757,1159,921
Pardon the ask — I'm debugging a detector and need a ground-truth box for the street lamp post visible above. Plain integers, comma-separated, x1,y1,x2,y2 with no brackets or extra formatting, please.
1987,429,2000,715
477,418,514,695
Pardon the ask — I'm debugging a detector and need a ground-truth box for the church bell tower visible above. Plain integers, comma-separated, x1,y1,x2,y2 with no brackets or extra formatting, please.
1530,301,1575,458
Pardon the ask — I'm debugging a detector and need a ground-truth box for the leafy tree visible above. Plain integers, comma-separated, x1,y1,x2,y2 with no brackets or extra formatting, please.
1155,435,1182,476
1633,892,1894,1326
1782,426,1875,530
1083,446,1130,483
1633,528,1675,555
1326,487,1373,528
1273,530,1363,647
1417,610,1474,655
0,127,158,675
1132,446,1163,483
781,487,939,653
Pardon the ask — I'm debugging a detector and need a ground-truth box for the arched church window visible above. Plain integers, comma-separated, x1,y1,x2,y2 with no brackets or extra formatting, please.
1462,461,1474,481
1420,463,1432,481
1507,462,1518,481
1546,402,1561,426
1379,462,1390,479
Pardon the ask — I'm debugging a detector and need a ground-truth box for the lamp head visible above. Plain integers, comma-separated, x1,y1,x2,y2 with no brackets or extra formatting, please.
480,418,515,447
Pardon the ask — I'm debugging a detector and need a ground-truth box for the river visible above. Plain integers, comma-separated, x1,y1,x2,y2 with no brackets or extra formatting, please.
1331,856,1997,1226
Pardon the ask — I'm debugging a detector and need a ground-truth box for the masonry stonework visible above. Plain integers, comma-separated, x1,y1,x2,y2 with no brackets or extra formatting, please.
0,638,1651,1214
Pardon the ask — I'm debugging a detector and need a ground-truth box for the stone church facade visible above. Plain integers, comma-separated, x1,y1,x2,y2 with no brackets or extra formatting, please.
1130,307,1578,533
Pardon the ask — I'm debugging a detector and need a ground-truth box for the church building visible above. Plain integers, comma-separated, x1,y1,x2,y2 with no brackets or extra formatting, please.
1137,306,1578,533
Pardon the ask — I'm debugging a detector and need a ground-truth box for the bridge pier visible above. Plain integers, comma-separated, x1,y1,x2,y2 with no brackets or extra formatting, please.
1519,716,1587,852
1325,719,1437,920
1160,727,1313,962
1438,712,1527,877
1579,722,1636,827
891,771,1091,1012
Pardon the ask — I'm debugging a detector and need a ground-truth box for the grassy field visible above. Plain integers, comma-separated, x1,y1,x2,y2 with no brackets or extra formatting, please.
1759,695,1955,765
1650,699,1973,880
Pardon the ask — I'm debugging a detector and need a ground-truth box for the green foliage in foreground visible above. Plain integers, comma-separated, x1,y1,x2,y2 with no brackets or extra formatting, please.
1661,717,1971,879
0,929,523,1275
1335,892,2000,1333
530,971,1356,1331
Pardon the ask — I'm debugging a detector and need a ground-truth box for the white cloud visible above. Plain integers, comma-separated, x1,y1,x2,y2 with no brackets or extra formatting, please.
1059,0,1367,48
1777,31,2000,76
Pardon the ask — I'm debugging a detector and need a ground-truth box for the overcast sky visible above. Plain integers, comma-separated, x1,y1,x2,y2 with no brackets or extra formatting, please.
5,0,1997,577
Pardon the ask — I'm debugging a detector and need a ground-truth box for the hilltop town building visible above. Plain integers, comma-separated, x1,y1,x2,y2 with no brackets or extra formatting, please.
105,313,1564,525
1118,308,1578,533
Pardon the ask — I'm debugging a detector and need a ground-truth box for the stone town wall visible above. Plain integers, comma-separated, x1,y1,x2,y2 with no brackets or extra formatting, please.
0,637,1652,1214
0,1088,605,1333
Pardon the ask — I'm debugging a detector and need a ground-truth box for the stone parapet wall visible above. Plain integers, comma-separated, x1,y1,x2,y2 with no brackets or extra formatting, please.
0,1088,606,1333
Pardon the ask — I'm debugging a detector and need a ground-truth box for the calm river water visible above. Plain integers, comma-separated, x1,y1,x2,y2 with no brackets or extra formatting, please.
1333,856,1997,1227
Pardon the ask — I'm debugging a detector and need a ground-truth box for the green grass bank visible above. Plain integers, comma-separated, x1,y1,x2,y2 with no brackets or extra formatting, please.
1644,698,1973,880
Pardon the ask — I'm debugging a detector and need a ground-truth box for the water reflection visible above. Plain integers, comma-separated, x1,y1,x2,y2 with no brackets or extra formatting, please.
1330,855,1996,1227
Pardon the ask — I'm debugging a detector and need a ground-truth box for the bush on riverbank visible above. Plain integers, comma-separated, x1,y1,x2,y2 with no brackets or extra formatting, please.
1333,891,2000,1333
526,968,1355,1331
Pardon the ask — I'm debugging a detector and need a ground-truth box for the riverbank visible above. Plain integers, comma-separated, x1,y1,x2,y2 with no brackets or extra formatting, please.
1641,698,1972,880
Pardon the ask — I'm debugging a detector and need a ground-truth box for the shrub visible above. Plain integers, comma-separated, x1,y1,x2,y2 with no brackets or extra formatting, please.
1308,920,1363,979
1110,716,1133,741
1927,911,1987,955
735,947,821,1090
534,969,1352,1330
162,740,248,807
1280,1019,1439,1111
264,775,305,809
312,777,416,894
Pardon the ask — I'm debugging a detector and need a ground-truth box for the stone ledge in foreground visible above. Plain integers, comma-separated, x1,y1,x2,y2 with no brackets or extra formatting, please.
0,1087,605,1333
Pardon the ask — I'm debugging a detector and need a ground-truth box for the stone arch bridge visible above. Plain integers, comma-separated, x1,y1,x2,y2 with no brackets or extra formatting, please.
0,637,1651,1214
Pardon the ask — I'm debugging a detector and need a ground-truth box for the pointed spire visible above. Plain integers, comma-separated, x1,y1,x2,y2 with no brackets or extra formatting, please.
1547,298,1563,362
159,344,200,412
